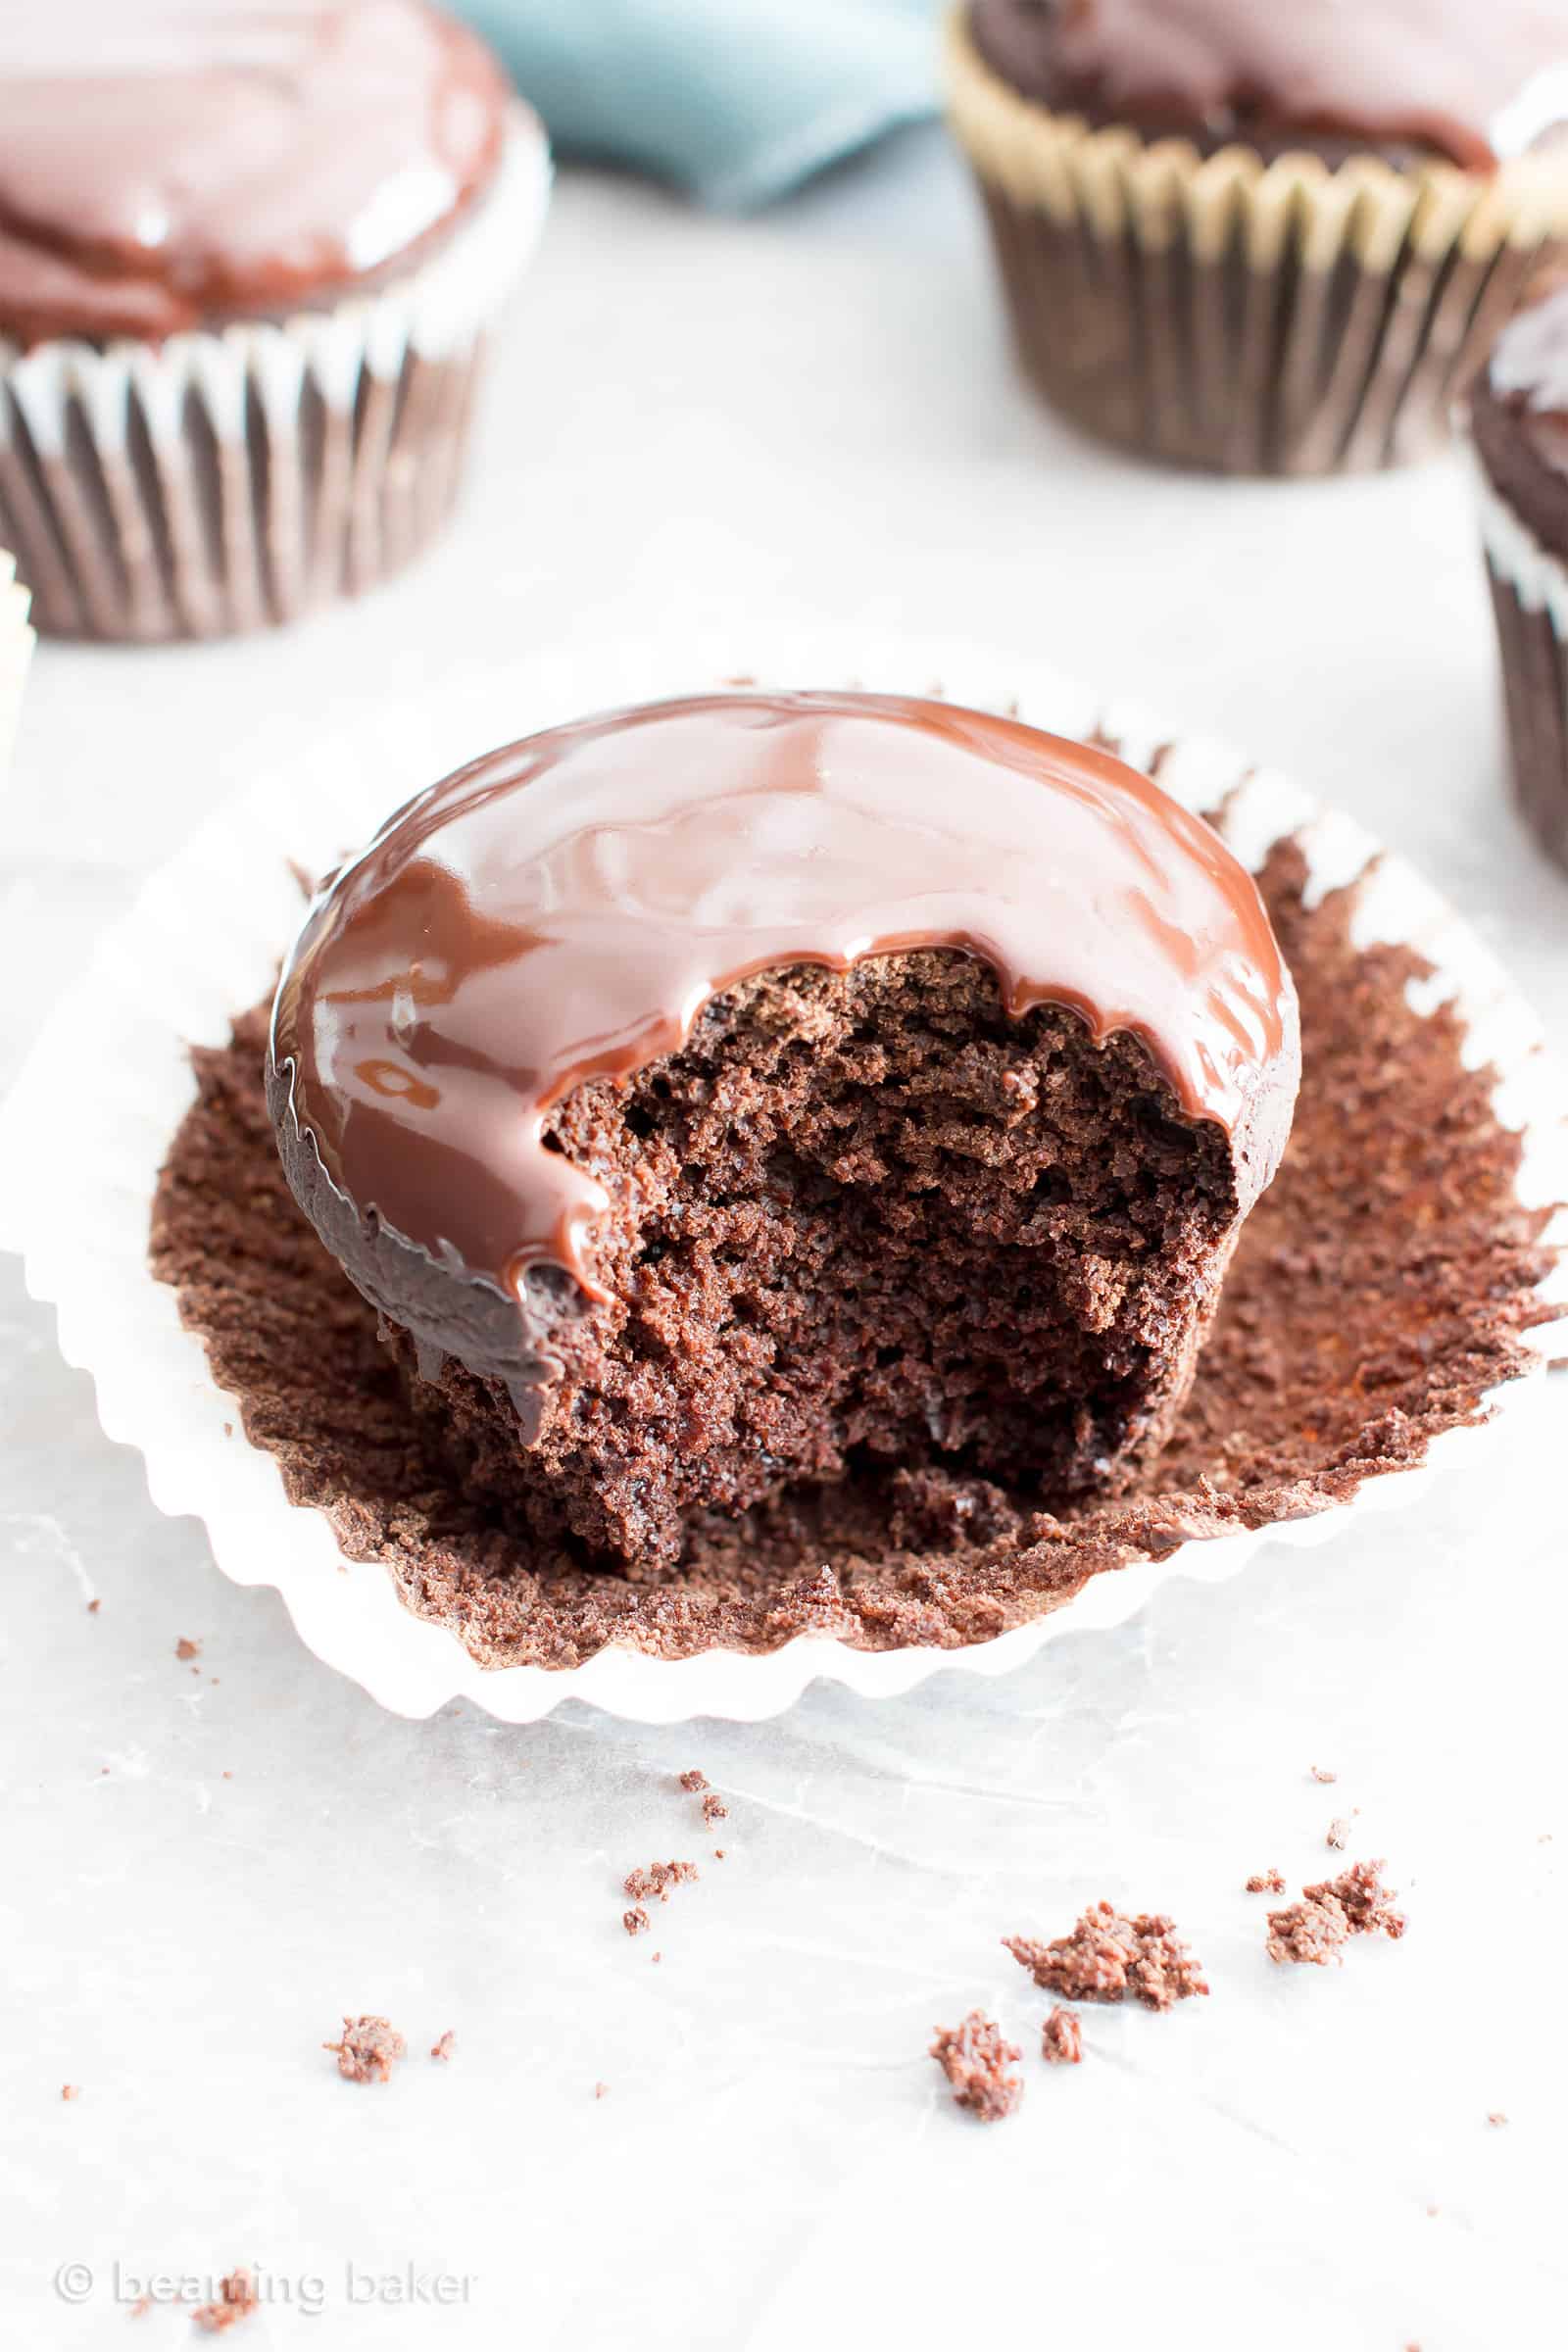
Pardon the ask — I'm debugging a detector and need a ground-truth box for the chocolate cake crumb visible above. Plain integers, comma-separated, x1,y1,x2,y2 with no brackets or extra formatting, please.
149,839,1557,1667
1306,1859,1405,1940
175,1638,201,1660
1310,1766,1338,1785
1326,1818,1351,1850
623,1861,699,1904
191,2271,257,2333
622,1907,650,1937
1041,2006,1083,2065
323,2016,406,2083
1246,1869,1287,1893
931,2011,1023,2121
1005,1903,1207,2010
677,1770,709,1792
430,2032,455,2063
1266,1894,1349,1966
60,2083,78,2101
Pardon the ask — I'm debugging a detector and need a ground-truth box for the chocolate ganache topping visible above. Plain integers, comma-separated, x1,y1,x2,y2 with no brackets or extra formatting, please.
270,692,1299,1339
967,0,1568,173
0,2,511,347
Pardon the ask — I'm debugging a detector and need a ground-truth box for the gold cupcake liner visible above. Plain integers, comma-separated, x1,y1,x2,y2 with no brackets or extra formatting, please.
946,9,1568,475
0,113,549,642
0,550,33,778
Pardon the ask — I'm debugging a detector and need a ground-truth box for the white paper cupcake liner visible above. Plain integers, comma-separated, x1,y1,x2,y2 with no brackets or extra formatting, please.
0,108,551,641
0,549,32,778
1,634,1564,1724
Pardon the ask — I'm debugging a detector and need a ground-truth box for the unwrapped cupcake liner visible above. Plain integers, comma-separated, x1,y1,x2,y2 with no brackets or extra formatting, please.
0,549,32,777
1,633,1564,1725
1477,470,1568,873
0,110,550,643
945,10,1568,476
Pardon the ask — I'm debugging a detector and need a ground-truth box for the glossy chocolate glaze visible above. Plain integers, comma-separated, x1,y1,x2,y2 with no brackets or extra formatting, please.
968,0,1568,172
270,692,1298,1333
0,2,510,345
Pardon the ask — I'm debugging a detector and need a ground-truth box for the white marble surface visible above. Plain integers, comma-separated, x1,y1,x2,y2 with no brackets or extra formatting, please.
3,130,1566,2350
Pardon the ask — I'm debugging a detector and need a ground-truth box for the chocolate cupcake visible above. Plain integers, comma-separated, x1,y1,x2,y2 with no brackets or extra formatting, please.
268,691,1300,1577
0,4,549,641
0,550,32,775
948,1,1568,475
1469,283,1568,872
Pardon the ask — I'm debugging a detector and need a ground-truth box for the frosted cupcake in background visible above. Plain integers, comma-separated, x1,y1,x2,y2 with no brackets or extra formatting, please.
0,552,33,775
0,2,550,642
946,0,1568,476
1469,282,1568,875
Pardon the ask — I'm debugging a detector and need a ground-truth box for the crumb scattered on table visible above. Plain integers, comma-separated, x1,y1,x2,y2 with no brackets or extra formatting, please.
1268,1860,1404,1965
323,2016,406,2083
1488,2111,1508,2128
191,2269,257,2332
429,2032,456,2063
86,1598,101,1615
702,1790,728,1824
60,2083,79,2101
1041,2007,1083,2066
623,1860,698,1904
1307,1859,1405,1939
931,2011,1023,2121
677,1770,709,1792
1266,1893,1349,1966
1309,1765,1338,1784
594,2082,610,2100
1246,1869,1287,1894
1004,1902,1208,2010
1326,1818,1351,1850
622,1906,650,1937
175,1638,201,1660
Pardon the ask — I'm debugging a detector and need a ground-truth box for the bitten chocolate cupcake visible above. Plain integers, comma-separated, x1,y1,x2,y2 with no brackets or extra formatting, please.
1469,283,1568,872
0,3,548,641
268,691,1300,1578
948,0,1568,475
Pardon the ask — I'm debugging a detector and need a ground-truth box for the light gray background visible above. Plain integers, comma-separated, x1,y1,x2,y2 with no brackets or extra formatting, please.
4,131,1565,2348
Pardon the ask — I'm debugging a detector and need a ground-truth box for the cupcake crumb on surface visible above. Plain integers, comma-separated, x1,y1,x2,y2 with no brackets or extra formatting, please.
1326,1818,1351,1850
622,1907,650,1938
1005,1903,1207,2011
677,1770,708,1792
60,2083,79,2101
1041,2007,1083,2066
429,2032,455,2063
191,2270,257,2333
1309,1766,1338,1785
175,1637,201,1660
1246,1869,1286,1894
931,2012,1022,2122
323,2016,406,2084
623,1861,698,1905
1268,1861,1404,1966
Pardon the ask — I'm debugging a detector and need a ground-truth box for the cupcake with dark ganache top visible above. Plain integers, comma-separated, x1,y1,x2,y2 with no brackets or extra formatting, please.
1469,282,1568,872
0,2,549,640
948,0,1568,474
267,691,1300,1577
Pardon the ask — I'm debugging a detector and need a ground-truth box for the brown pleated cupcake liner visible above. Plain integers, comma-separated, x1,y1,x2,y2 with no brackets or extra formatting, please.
1484,542,1568,877
946,10,1568,476
0,112,549,642
0,549,33,773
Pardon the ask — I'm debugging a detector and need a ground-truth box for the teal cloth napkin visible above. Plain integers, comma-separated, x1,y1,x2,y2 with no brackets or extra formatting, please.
457,0,944,210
